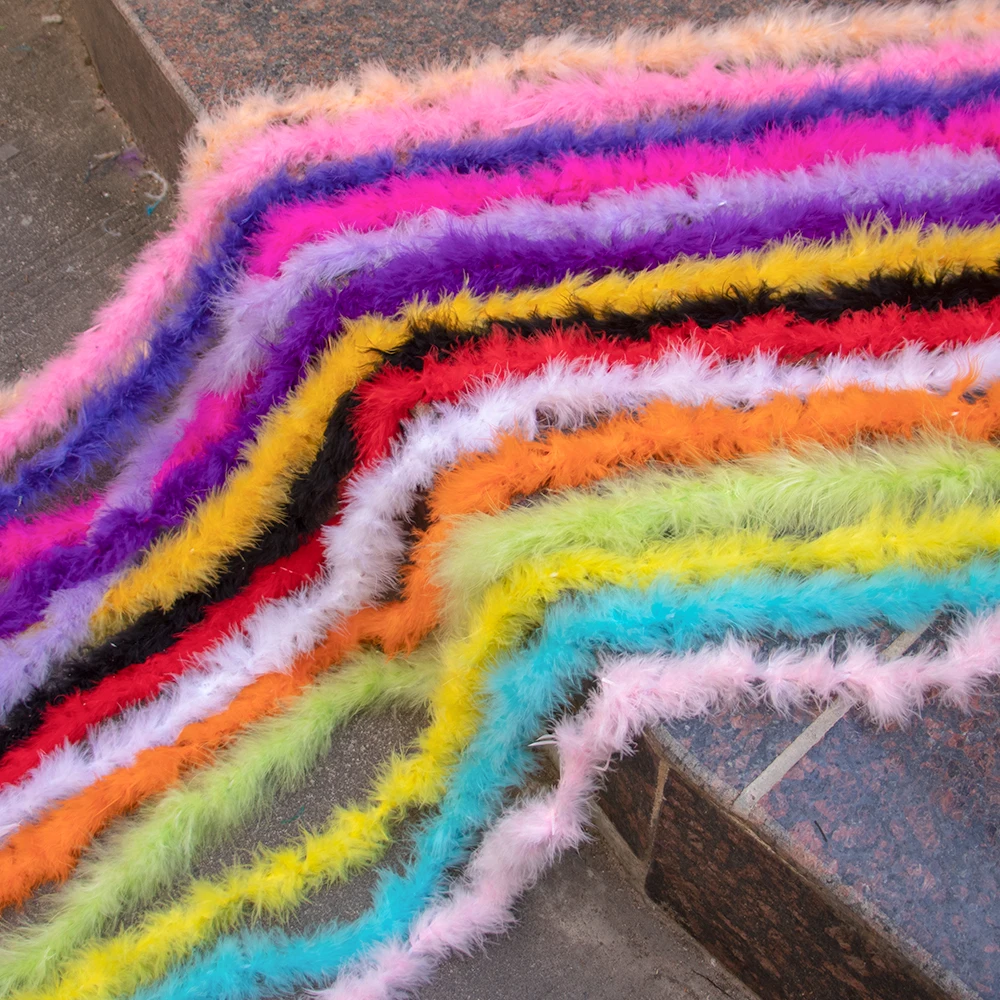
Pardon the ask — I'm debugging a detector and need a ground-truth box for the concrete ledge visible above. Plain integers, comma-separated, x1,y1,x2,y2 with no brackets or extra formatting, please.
597,722,987,1000
71,0,201,179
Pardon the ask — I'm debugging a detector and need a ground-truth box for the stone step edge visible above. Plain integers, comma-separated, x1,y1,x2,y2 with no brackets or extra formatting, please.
595,727,980,1000
71,0,200,180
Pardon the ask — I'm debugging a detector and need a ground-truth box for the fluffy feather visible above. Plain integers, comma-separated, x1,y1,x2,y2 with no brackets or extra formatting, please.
15,140,998,640
95,219,1000,635
102,558,1000,1000
0,649,437,995
319,615,1000,1000
5,17,1000,1000
249,99,1000,278
2,3,988,475
11,330,1000,835
192,2,1000,169
9,348,1000,972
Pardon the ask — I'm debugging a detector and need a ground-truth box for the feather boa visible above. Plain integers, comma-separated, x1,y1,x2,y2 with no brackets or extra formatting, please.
83,557,1000,1000
10,345,981,852
3,45,987,482
12,451,1000,987
7,78,1000,648
191,2,1000,165
11,141,997,641
6,332,1000,853
36,251,1000,712
247,100,1000,278
230,144,1000,351
5,337,1000,892
11,76,996,664
0,649,438,994
320,617,1000,1000
18,314,1000,715
4,15,1000,1000
6,339,1000,938
78,219,1000,641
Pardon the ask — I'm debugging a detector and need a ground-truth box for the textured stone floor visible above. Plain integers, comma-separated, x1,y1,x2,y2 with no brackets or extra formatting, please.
0,0,170,383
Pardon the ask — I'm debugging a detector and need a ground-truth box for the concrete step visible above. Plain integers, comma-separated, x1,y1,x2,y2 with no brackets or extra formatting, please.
0,0,171,381
598,622,999,1000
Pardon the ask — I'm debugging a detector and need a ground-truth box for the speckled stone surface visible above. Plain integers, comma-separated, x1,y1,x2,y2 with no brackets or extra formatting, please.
756,689,1000,999
639,617,999,997
126,0,868,106
645,761,958,1000
663,703,813,792
599,670,1000,998
661,624,906,790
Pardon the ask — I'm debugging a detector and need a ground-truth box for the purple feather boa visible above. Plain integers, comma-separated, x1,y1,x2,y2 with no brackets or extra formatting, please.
2,171,999,642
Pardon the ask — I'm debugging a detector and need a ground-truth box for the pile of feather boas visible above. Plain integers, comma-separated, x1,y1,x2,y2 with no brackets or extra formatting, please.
1,3,999,997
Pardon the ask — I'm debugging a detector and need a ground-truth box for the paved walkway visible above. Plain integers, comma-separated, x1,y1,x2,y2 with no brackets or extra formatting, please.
0,0,168,382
